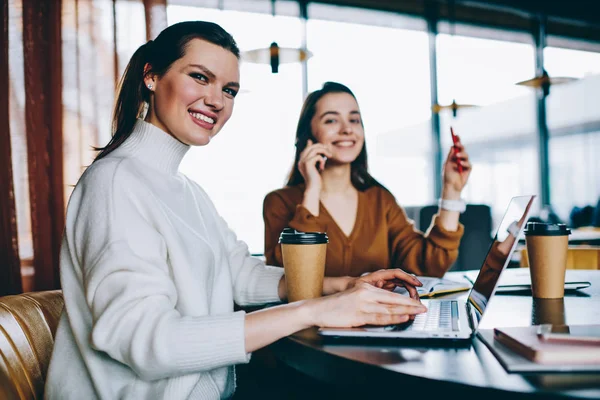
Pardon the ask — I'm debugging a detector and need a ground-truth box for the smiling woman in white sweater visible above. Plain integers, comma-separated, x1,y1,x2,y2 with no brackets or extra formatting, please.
45,21,427,400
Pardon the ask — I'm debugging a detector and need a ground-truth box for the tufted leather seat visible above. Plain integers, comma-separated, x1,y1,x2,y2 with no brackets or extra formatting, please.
0,291,64,400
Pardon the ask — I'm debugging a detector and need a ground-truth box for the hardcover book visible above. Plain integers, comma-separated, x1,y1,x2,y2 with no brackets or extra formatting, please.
493,326,600,365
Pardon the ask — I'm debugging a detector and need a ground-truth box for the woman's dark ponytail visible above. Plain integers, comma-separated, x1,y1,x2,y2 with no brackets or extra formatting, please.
94,21,239,161
95,42,151,161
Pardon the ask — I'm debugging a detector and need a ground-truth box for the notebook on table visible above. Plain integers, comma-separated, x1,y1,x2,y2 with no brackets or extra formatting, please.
318,195,536,343
464,268,591,293
395,276,471,298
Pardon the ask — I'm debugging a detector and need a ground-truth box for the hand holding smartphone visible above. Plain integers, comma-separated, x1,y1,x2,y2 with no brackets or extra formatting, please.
450,127,463,174
537,324,600,345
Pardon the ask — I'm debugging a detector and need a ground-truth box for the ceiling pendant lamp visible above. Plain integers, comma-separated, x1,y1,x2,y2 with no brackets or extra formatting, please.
516,69,577,96
432,100,477,117
241,0,312,73
516,17,577,96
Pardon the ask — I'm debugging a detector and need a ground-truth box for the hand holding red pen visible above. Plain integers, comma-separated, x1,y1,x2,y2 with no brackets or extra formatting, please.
442,128,472,196
450,127,463,174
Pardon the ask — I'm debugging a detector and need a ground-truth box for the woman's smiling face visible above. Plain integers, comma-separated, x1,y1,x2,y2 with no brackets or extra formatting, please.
144,38,240,146
311,92,365,164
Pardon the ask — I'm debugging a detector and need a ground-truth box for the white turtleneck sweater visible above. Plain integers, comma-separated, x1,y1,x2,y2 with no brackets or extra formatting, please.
45,120,285,400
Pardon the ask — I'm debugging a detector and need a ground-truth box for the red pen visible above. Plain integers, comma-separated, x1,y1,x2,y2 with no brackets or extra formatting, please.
450,127,463,174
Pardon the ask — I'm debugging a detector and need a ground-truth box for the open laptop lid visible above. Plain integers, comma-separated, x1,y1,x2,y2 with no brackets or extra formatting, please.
466,195,536,330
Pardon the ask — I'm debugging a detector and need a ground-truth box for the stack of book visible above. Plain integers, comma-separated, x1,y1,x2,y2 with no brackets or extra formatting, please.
492,325,600,367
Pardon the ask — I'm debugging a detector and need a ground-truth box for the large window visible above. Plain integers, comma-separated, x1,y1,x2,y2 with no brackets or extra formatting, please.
9,0,31,261
544,46,600,79
308,4,433,206
436,30,534,106
167,2,434,253
163,3,600,250
436,27,538,225
549,132,600,221
168,2,303,253
545,42,600,222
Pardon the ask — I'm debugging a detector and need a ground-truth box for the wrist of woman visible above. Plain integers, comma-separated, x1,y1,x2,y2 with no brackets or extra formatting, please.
302,188,321,216
438,198,466,213
304,185,321,199
323,276,352,295
299,298,322,327
441,186,461,201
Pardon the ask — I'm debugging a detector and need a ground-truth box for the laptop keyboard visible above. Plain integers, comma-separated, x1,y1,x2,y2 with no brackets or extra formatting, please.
395,300,459,332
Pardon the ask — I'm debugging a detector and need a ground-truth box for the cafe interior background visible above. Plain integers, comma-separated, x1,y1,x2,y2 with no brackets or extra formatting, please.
2,0,600,295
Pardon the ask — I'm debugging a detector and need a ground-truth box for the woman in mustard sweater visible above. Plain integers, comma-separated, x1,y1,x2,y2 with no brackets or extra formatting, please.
264,82,472,278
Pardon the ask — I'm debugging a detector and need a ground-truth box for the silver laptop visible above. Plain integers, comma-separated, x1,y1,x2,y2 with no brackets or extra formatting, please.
318,195,536,343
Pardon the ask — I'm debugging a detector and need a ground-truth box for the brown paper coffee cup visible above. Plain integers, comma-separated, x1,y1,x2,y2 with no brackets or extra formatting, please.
279,228,328,303
524,223,570,299
531,298,565,325
281,243,327,302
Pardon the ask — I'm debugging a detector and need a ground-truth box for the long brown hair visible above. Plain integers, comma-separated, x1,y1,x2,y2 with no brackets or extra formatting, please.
95,21,240,161
286,82,383,191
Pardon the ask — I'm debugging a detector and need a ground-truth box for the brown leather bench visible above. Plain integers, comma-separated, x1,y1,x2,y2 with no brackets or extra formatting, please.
0,291,64,399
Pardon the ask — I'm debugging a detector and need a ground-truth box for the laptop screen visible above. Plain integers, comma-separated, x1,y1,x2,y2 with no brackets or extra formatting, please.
466,195,536,326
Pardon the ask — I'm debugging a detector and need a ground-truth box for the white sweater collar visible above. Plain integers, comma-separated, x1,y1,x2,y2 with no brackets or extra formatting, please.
119,119,190,175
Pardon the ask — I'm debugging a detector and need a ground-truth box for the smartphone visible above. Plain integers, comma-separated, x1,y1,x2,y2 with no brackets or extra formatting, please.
450,127,463,173
315,138,328,171
537,324,600,345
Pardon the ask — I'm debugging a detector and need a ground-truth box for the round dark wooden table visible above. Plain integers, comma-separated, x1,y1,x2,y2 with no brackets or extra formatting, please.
268,269,600,399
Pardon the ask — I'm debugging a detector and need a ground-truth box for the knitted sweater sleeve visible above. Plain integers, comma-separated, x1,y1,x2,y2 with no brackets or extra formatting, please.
67,163,251,381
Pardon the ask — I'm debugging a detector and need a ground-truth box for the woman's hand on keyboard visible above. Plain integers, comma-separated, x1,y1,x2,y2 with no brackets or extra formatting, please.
346,269,423,301
307,282,427,328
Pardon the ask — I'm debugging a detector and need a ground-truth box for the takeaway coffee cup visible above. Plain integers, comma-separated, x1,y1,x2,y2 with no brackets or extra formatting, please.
524,222,571,299
279,228,328,303
531,298,566,326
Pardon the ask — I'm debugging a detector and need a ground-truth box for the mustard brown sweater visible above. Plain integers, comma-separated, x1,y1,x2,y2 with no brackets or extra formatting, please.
263,184,464,278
